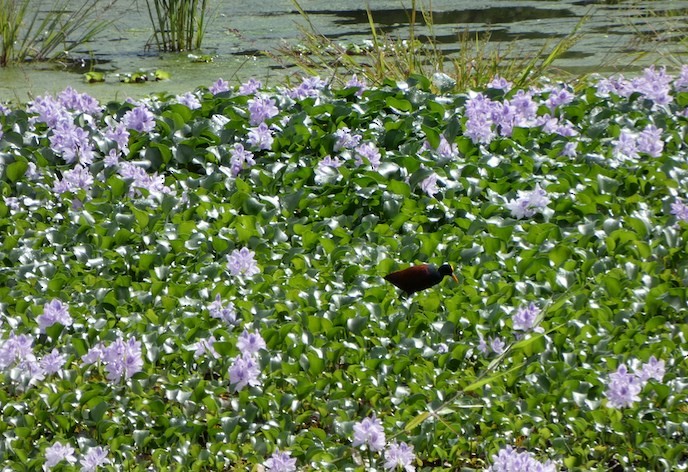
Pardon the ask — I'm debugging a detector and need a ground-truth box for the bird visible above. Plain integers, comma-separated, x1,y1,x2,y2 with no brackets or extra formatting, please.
384,263,459,294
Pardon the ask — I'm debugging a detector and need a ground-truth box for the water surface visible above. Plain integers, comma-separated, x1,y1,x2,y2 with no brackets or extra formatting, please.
0,0,686,102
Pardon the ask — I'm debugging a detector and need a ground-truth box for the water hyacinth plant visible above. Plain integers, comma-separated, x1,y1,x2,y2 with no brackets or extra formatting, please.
0,66,688,470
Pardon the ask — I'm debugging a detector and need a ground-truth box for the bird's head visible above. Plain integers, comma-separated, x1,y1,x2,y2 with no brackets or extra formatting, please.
439,263,459,283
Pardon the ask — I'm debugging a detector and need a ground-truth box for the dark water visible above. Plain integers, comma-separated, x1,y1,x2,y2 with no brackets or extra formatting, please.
0,0,686,102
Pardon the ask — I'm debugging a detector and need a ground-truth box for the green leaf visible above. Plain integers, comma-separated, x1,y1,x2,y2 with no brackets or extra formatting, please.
404,411,430,432
5,159,28,182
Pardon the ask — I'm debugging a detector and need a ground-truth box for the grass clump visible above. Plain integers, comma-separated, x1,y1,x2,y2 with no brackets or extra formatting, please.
0,0,118,67
277,0,584,92
145,0,210,52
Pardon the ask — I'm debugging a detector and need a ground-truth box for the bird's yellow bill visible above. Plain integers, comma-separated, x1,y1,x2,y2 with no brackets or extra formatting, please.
451,274,459,283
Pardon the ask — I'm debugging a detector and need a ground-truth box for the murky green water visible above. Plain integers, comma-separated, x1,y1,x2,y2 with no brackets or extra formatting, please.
1,0,687,102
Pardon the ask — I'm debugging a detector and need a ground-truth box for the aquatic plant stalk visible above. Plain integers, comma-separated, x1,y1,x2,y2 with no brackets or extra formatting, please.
146,0,210,52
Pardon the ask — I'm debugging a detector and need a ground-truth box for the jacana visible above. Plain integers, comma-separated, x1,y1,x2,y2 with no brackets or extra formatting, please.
385,263,459,294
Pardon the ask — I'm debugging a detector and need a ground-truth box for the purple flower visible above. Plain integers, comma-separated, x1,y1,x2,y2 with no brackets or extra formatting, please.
333,127,362,152
352,414,386,451
53,165,94,195
229,143,256,176
605,364,642,408
247,122,274,150
44,442,77,469
286,76,326,100
227,247,260,276
209,294,238,326
631,65,673,106
104,149,120,167
464,116,495,144
117,162,173,195
122,105,156,133
24,359,46,382
237,328,266,356
26,162,42,180
57,87,101,115
0,333,36,370
636,124,664,157
105,121,130,153
264,449,297,472
613,129,639,161
229,353,261,391
40,348,66,374
27,94,71,128
79,446,111,472
345,74,368,96
82,342,104,365
670,200,688,223
535,114,577,137
489,336,506,355
4,196,19,211
478,335,489,355
487,75,512,91
37,299,73,333
561,141,577,158
595,76,628,98
239,78,262,95
435,135,459,159
505,184,551,219
84,337,143,382
493,102,518,137
49,120,94,165
318,155,343,170
464,92,499,144
210,78,230,95
636,356,666,383
484,445,557,472
355,142,381,170
176,92,201,109
194,336,220,359
545,86,575,112
512,302,540,332
510,89,539,121
384,441,416,472
421,173,439,197
247,96,279,125
674,65,688,91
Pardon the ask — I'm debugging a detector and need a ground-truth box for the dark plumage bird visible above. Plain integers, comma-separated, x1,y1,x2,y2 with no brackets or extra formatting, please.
385,263,459,294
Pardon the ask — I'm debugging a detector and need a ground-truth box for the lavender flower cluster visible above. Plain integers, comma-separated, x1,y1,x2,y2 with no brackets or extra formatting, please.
199,294,267,392
478,302,542,356
352,414,417,471
484,445,557,472
0,333,66,385
0,296,118,470
12,65,687,228
18,86,177,207
317,124,383,175
605,356,666,408
82,336,144,382
44,443,110,471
